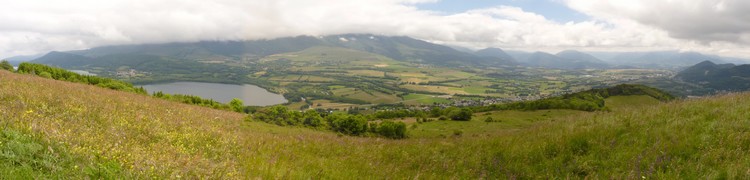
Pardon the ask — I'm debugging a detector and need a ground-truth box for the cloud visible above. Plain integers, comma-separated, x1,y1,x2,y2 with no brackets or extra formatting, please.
565,0,750,44
1,0,749,59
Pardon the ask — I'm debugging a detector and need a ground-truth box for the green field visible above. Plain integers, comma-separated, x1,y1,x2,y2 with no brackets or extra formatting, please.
401,94,451,105
604,95,661,110
409,109,585,138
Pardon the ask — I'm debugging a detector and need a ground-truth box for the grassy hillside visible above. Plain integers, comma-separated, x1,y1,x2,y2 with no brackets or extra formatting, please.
604,95,660,111
2,70,750,178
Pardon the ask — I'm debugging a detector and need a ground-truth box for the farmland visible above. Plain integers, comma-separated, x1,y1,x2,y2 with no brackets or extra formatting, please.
237,47,677,110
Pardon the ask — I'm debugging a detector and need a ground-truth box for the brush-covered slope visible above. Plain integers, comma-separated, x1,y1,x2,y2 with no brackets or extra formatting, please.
2,70,750,178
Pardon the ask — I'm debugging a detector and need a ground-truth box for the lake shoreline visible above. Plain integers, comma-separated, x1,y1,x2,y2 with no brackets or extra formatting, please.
141,81,287,106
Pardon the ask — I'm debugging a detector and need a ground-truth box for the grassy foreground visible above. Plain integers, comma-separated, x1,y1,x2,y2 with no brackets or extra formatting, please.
2,70,750,178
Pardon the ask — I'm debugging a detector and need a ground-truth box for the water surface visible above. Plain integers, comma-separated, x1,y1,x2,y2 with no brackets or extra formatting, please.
142,82,287,106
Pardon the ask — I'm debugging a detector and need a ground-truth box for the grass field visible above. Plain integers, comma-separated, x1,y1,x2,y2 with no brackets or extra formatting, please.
409,109,585,138
605,95,661,111
401,84,467,95
401,94,451,105
3,70,750,178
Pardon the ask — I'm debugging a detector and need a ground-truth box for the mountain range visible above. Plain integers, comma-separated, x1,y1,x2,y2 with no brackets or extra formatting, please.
27,34,518,70
7,34,748,70
494,50,609,69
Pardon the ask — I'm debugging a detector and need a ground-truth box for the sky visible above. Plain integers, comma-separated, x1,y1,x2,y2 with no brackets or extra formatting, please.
1,0,749,58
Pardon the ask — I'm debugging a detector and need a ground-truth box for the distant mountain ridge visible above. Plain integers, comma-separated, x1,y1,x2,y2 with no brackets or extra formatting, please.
606,51,727,68
34,34,518,69
500,49,747,69
484,50,608,69
3,53,45,66
474,48,516,62
27,34,749,71
676,60,750,91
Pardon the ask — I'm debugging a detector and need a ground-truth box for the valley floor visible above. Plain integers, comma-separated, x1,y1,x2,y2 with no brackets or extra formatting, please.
2,70,750,179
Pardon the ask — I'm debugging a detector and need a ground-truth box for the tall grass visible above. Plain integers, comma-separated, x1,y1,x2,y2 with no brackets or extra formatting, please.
2,70,750,178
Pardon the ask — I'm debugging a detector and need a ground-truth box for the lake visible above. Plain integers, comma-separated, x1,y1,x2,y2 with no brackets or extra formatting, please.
141,82,287,106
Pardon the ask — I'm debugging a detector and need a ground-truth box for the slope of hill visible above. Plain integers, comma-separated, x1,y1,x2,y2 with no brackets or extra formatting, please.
675,61,750,91
4,69,750,178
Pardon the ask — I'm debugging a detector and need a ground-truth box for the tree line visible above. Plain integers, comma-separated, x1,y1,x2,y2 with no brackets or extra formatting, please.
250,105,407,139
0,60,12,71
362,84,674,120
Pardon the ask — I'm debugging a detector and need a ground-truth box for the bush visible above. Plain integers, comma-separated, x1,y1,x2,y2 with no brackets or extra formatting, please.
302,110,324,128
449,108,473,121
39,72,52,78
484,117,494,122
452,130,463,137
377,121,407,139
255,105,301,126
328,113,368,135
0,60,13,71
229,98,244,113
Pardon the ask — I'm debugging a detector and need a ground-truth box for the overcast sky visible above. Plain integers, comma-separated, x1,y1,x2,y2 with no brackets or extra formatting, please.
2,0,749,58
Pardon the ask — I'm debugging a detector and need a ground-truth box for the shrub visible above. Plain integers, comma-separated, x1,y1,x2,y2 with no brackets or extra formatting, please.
449,108,473,121
255,105,300,126
452,130,463,137
377,121,407,139
39,72,52,78
302,110,324,128
328,113,368,135
0,60,13,71
229,98,244,113
484,117,494,122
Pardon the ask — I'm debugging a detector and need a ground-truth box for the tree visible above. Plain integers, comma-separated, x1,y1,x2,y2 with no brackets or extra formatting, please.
328,113,368,135
449,107,473,121
0,60,12,71
377,121,407,139
256,105,294,125
302,109,324,127
229,98,244,113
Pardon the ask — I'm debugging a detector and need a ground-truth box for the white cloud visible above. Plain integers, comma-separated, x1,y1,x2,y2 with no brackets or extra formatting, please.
1,0,749,59
565,0,750,57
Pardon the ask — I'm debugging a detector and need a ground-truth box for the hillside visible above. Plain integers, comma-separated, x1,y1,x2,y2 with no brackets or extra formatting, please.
675,61,750,91
3,69,750,178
